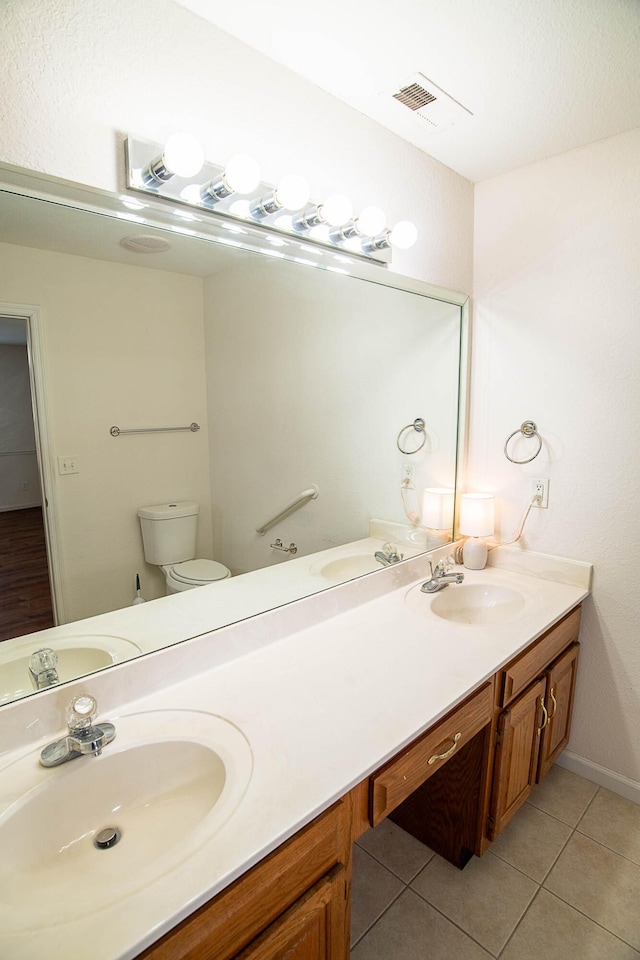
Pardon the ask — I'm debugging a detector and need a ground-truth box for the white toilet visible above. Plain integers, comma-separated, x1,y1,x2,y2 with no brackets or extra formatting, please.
137,500,231,595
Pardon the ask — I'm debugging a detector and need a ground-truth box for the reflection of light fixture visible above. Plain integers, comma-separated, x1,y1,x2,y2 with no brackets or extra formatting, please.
422,488,455,530
459,494,495,570
293,193,353,231
250,174,310,219
141,133,204,187
200,154,261,204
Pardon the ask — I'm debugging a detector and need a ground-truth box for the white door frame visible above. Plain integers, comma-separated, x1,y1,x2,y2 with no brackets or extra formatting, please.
0,302,66,624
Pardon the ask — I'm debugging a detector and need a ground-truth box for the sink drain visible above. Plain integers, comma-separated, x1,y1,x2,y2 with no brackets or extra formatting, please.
94,827,122,850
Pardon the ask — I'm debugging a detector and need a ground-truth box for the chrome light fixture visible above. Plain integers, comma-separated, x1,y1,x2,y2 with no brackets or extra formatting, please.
140,133,205,187
362,220,420,253
293,193,354,232
126,135,417,265
250,174,310,219
199,154,262,205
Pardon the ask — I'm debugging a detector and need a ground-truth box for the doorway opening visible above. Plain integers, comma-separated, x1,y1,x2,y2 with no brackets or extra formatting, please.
0,310,58,641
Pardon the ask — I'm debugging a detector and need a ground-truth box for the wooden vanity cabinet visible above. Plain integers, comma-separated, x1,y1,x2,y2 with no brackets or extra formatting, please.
138,603,583,958
369,681,495,867
138,798,352,960
488,608,581,840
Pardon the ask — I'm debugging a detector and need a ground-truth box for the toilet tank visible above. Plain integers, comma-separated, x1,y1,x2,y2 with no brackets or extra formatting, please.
137,501,199,565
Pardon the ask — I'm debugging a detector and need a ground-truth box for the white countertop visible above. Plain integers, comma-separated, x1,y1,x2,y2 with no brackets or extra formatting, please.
0,547,591,960
0,533,427,706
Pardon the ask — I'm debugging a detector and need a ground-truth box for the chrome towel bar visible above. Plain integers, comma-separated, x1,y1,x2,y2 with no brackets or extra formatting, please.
504,420,542,464
110,422,200,437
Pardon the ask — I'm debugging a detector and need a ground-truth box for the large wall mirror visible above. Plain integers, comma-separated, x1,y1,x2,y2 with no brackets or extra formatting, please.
0,164,468,706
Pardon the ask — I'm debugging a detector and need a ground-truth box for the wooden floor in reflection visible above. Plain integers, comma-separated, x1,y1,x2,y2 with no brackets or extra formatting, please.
0,507,54,642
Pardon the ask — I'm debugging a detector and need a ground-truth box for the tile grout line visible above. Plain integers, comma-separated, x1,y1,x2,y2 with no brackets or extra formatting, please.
354,838,436,885
537,888,640,954
352,774,631,956
406,881,502,958
349,880,407,950
496,886,546,959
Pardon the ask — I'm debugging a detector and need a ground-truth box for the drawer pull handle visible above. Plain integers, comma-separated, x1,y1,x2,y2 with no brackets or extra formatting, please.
537,696,548,734
547,686,557,721
428,732,461,765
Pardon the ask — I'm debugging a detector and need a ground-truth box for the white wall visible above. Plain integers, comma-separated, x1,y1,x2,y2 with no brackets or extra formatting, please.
0,0,473,295
472,127,640,783
203,258,460,574
1,242,212,622
0,344,41,510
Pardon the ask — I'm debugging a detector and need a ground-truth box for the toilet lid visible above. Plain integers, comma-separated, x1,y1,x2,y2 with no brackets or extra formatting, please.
168,559,230,584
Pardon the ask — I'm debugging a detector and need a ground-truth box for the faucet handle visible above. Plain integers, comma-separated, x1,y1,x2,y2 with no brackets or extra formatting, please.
437,555,455,573
66,695,98,732
29,647,58,675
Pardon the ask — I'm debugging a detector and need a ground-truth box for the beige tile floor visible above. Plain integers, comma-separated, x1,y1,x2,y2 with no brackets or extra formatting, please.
351,765,640,959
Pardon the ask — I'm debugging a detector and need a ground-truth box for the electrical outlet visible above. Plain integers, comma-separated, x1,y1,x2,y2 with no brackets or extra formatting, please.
58,455,79,476
21,480,28,491
531,477,549,508
401,463,416,489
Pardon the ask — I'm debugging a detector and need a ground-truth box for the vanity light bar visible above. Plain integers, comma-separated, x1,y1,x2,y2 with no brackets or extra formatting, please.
125,136,417,265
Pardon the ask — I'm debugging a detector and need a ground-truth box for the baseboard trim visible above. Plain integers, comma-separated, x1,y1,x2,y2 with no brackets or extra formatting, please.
557,751,640,804
0,501,42,512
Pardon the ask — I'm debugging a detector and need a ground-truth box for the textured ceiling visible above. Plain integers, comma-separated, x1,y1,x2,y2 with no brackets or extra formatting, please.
173,0,640,182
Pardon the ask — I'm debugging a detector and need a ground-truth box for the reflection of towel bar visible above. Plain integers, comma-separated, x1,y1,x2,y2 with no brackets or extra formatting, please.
110,422,200,437
256,485,319,535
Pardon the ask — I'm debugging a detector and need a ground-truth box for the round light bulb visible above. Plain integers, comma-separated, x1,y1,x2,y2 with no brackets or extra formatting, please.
224,154,261,194
319,193,353,227
275,174,310,211
356,205,386,236
274,214,293,230
309,224,330,242
162,133,205,178
180,184,203,204
389,220,418,250
228,199,251,218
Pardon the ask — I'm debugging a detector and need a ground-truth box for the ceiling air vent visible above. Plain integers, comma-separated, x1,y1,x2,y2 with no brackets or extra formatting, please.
120,234,171,254
390,72,472,131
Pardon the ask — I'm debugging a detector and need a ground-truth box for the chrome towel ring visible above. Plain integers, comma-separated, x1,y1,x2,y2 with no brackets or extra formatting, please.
397,418,427,455
504,420,542,464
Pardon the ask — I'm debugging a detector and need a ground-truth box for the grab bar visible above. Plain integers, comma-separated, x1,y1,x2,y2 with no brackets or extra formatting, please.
110,422,200,437
256,485,319,535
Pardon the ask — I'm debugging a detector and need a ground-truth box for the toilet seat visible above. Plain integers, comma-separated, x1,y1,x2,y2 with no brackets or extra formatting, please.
165,559,231,585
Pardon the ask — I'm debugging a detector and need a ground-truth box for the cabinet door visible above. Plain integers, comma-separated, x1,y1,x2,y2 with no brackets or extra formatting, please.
538,643,580,781
489,676,547,839
235,868,346,960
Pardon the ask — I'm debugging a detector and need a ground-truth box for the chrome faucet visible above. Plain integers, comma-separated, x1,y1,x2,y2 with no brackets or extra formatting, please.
29,648,60,691
374,542,404,566
420,558,464,594
39,694,116,768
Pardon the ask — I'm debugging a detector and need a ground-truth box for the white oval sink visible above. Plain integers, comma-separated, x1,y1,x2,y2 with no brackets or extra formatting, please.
317,555,382,583
0,710,253,933
431,583,530,623
405,578,540,625
0,635,142,705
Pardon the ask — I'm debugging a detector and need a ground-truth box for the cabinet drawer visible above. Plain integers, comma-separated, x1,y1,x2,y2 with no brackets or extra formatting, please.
370,681,493,827
500,606,581,708
138,800,349,960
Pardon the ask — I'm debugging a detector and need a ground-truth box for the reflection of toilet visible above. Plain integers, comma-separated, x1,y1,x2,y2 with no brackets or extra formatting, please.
137,501,231,595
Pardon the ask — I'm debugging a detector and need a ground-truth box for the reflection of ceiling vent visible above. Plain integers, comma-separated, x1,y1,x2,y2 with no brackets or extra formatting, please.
390,72,472,131
120,234,171,253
